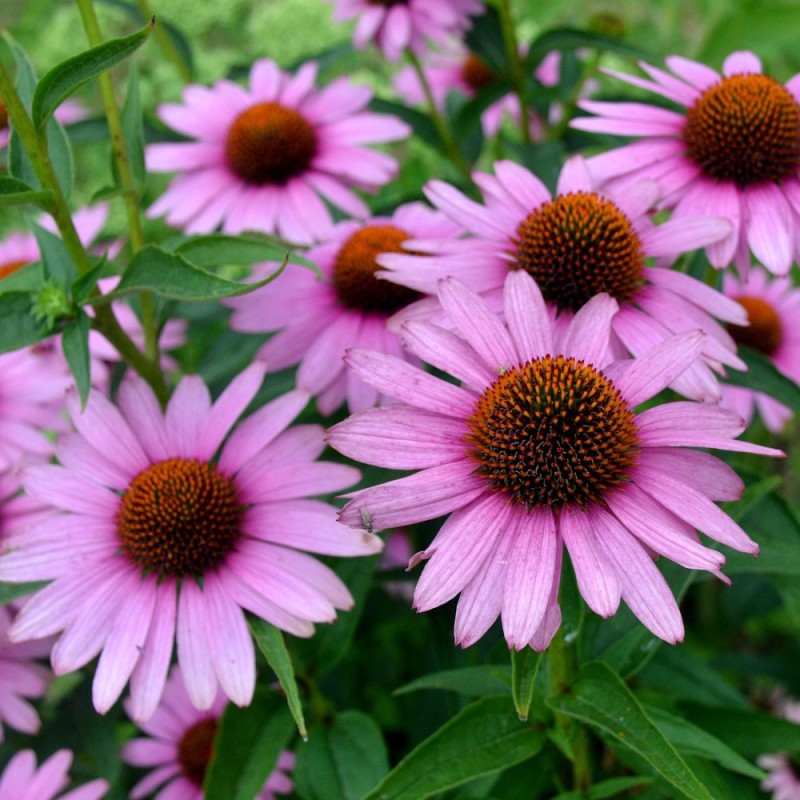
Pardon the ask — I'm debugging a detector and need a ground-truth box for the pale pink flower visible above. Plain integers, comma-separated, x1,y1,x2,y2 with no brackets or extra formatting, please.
394,47,561,137
0,364,381,721
572,51,800,276
0,749,107,800
759,697,800,800
0,97,89,150
147,58,410,245
380,156,743,401
720,267,800,432
227,202,461,414
328,272,781,649
122,667,294,800
326,0,483,62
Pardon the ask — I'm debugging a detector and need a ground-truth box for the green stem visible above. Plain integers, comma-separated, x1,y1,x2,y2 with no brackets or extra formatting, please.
406,49,473,183
547,51,601,143
496,0,531,145
549,627,592,792
134,0,193,82
74,0,159,363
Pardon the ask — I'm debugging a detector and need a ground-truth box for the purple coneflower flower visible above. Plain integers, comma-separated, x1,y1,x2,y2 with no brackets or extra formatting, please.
572,51,800,276
0,749,107,800
147,58,409,245
380,156,743,400
0,364,380,721
329,272,781,649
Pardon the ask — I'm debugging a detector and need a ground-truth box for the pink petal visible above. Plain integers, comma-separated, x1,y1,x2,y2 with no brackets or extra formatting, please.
503,271,553,362
177,581,217,710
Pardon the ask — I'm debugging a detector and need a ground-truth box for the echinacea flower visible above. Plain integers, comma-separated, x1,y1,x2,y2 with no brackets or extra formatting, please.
227,202,461,414
571,51,800,276
0,364,381,721
0,749,107,800
147,58,410,245
0,97,88,150
394,46,561,138
328,272,781,649
380,156,744,400
326,0,483,62
720,266,800,432
759,698,800,800
122,667,294,800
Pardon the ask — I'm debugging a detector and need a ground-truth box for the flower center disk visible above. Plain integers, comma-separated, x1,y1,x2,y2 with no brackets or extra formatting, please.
683,73,800,186
467,356,640,510
461,54,497,92
115,457,243,578
225,102,318,186
0,260,30,280
332,224,421,313
0,99,8,130
513,191,645,312
178,717,217,788
727,295,782,356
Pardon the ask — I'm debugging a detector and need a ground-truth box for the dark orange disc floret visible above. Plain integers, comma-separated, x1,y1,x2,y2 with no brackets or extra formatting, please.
0,260,30,280
0,99,8,130
727,295,782,356
115,457,243,578
367,0,407,6
177,717,217,787
466,355,640,510
332,224,421,313
684,74,800,187
513,191,645,312
225,102,318,186
461,53,497,92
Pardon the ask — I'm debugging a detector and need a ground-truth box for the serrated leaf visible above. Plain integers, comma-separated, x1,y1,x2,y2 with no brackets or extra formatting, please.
295,711,388,800
62,312,92,407
0,292,49,351
644,705,764,780
548,661,713,800
204,688,295,800
394,665,511,697
249,617,306,738
511,647,543,722
31,18,154,132
120,66,145,188
102,245,287,302
362,697,545,800
724,345,800,412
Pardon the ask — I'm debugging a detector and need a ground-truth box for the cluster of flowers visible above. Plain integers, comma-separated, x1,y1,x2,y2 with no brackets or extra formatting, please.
1,0,800,795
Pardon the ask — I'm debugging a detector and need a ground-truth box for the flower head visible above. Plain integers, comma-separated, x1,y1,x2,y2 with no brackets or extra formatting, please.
328,272,781,649
720,266,800,432
227,202,461,414
572,51,800,276
0,364,380,721
380,156,743,400
147,58,410,245
0,749,107,800
326,0,483,62
122,667,294,800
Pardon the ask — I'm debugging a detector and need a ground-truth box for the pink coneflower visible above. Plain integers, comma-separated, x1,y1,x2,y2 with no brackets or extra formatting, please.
720,267,800,432
0,363,381,722
122,667,294,799
759,698,800,800
227,202,462,414
571,51,800,276
380,156,744,401
328,272,781,649
326,0,483,62
0,97,89,150
147,58,410,245
0,749,107,800
394,47,561,137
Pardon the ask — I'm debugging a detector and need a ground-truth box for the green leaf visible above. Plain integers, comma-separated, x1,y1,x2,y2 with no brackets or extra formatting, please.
526,27,653,65
551,776,654,800
0,262,43,294
362,697,546,800
0,176,52,208
102,245,288,302
45,114,75,200
464,5,509,78
31,18,155,131
294,711,388,800
62,312,92,407
394,665,511,697
370,98,439,152
33,223,76,286
548,661,714,800
0,580,48,605
0,292,49,351
644,705,764,780
173,234,300,269
249,618,306,738
204,688,295,800
511,648,543,722
726,540,800,575
724,345,800,412
120,66,145,188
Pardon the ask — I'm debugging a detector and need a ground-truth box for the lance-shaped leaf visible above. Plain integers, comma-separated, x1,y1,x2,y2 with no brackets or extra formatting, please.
62,312,92,408
96,245,287,302
0,292,49,352
724,345,800,412
0,176,52,209
32,18,155,131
